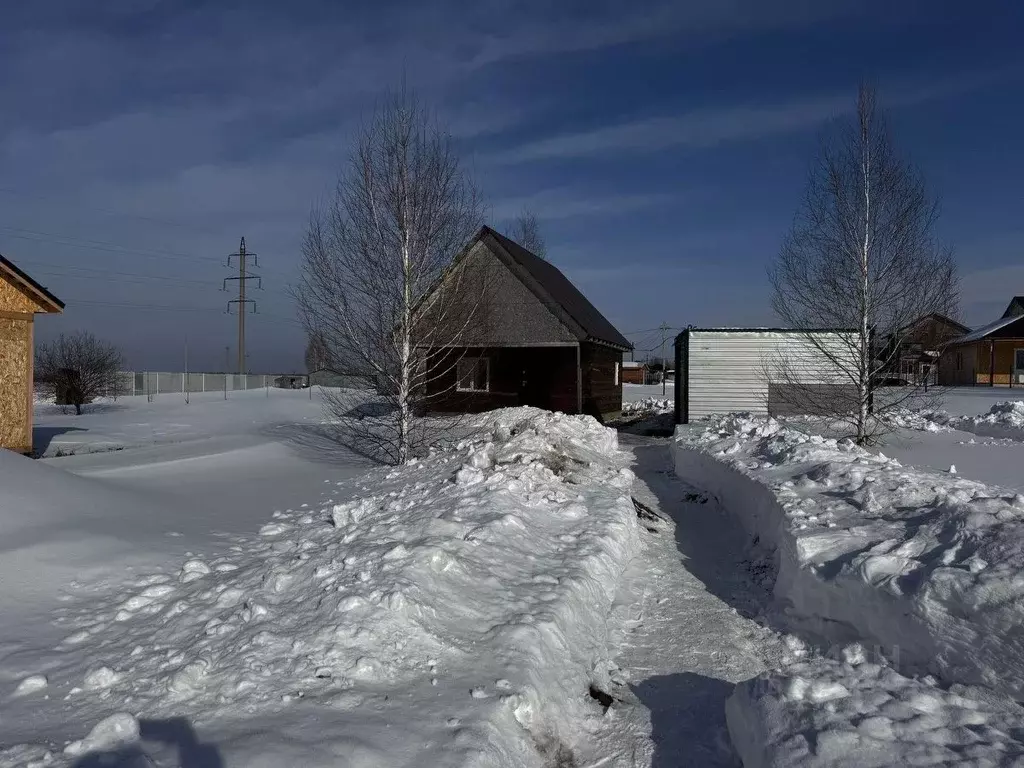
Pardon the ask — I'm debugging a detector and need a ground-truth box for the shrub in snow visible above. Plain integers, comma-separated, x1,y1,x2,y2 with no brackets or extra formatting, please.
42,408,641,767
675,414,1024,702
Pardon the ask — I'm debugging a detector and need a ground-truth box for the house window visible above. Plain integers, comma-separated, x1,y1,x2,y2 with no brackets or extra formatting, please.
457,357,489,392
614,362,620,386
956,352,962,371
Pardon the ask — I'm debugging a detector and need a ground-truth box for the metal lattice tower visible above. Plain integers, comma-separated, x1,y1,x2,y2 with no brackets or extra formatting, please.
225,237,262,374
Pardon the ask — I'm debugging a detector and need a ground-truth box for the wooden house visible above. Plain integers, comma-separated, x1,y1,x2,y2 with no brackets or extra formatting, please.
621,360,647,385
419,227,631,421
940,299,1024,387
881,313,970,386
0,255,64,454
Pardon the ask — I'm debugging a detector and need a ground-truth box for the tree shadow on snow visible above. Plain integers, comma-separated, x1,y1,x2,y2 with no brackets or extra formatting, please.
32,425,88,456
71,717,223,768
632,673,740,767
260,421,379,467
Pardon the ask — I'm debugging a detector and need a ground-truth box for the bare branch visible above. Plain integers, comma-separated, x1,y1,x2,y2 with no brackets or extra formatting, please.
505,208,547,260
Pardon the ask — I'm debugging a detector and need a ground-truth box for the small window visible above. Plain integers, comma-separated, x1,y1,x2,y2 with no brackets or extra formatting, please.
614,362,620,386
457,357,489,392
956,352,962,371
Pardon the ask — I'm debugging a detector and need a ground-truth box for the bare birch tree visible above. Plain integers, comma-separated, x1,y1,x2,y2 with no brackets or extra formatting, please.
768,85,958,444
505,208,547,259
294,88,486,464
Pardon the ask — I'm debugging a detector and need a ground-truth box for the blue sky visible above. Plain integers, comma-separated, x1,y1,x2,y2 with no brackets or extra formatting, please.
1,1,1022,370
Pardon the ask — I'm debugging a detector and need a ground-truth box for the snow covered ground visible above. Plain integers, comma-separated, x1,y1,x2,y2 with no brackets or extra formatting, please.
674,413,1024,766
2,405,649,767
622,384,673,405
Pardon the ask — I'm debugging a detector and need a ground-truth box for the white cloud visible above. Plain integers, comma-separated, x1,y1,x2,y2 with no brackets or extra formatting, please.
486,68,1018,165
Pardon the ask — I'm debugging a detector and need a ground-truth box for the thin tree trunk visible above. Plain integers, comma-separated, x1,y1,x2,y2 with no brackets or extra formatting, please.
858,109,872,444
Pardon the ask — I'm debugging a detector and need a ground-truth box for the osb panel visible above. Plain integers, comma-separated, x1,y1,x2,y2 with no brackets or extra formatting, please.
0,271,45,314
0,317,31,451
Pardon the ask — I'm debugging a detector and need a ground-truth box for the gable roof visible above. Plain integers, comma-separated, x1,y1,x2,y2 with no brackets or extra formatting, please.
482,227,631,350
0,254,64,313
1002,297,1024,319
903,312,970,335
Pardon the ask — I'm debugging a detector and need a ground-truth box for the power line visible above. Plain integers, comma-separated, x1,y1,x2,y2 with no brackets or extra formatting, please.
66,298,225,313
25,266,214,288
0,228,221,265
0,186,230,237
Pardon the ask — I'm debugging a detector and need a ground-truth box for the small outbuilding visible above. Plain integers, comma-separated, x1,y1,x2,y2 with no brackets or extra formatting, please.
674,328,858,424
0,255,64,454
419,227,631,421
621,360,647,385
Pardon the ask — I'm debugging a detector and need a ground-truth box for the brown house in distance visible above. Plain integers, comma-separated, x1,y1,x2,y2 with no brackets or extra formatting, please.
940,299,1024,387
621,360,647,385
882,313,970,386
0,255,64,454
420,227,631,421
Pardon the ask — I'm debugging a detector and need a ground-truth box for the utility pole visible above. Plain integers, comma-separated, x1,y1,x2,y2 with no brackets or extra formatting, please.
660,322,670,396
184,335,189,405
225,237,262,375
224,345,230,400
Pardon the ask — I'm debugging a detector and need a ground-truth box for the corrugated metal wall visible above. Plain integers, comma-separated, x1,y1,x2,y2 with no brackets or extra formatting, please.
687,330,857,419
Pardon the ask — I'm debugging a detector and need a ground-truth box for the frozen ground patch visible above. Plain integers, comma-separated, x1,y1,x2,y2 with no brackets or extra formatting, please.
2,408,643,768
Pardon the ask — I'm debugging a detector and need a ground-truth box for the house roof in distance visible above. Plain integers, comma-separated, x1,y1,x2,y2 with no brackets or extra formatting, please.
953,314,1024,344
0,253,64,313
903,312,970,334
1002,297,1024,318
482,226,631,350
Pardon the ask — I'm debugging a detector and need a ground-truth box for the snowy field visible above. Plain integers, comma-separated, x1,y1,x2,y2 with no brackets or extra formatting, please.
8,383,1024,766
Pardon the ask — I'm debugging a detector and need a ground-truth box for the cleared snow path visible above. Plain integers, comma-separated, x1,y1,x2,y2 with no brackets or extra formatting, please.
595,436,787,766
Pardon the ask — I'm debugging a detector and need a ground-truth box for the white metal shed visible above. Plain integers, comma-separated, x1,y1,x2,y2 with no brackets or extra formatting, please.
673,328,858,424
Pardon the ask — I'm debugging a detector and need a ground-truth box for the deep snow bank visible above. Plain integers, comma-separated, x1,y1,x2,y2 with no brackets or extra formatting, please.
674,415,1024,696
675,415,1024,765
728,649,1024,767
4,408,642,767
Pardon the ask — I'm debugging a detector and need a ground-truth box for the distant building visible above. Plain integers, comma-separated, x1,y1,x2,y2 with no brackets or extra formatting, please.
0,255,64,454
621,360,647,385
880,313,970,386
940,299,1024,387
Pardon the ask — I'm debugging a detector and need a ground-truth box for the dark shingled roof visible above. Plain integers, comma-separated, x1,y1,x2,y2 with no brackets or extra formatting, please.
483,227,631,350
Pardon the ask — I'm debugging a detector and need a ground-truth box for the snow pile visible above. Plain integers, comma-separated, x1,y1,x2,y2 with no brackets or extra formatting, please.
948,400,1024,440
621,397,672,417
7,408,641,767
727,650,1024,767
675,415,1024,694
879,407,952,433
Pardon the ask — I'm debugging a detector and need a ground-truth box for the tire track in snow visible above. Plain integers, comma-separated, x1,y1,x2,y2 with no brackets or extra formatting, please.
593,436,787,767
